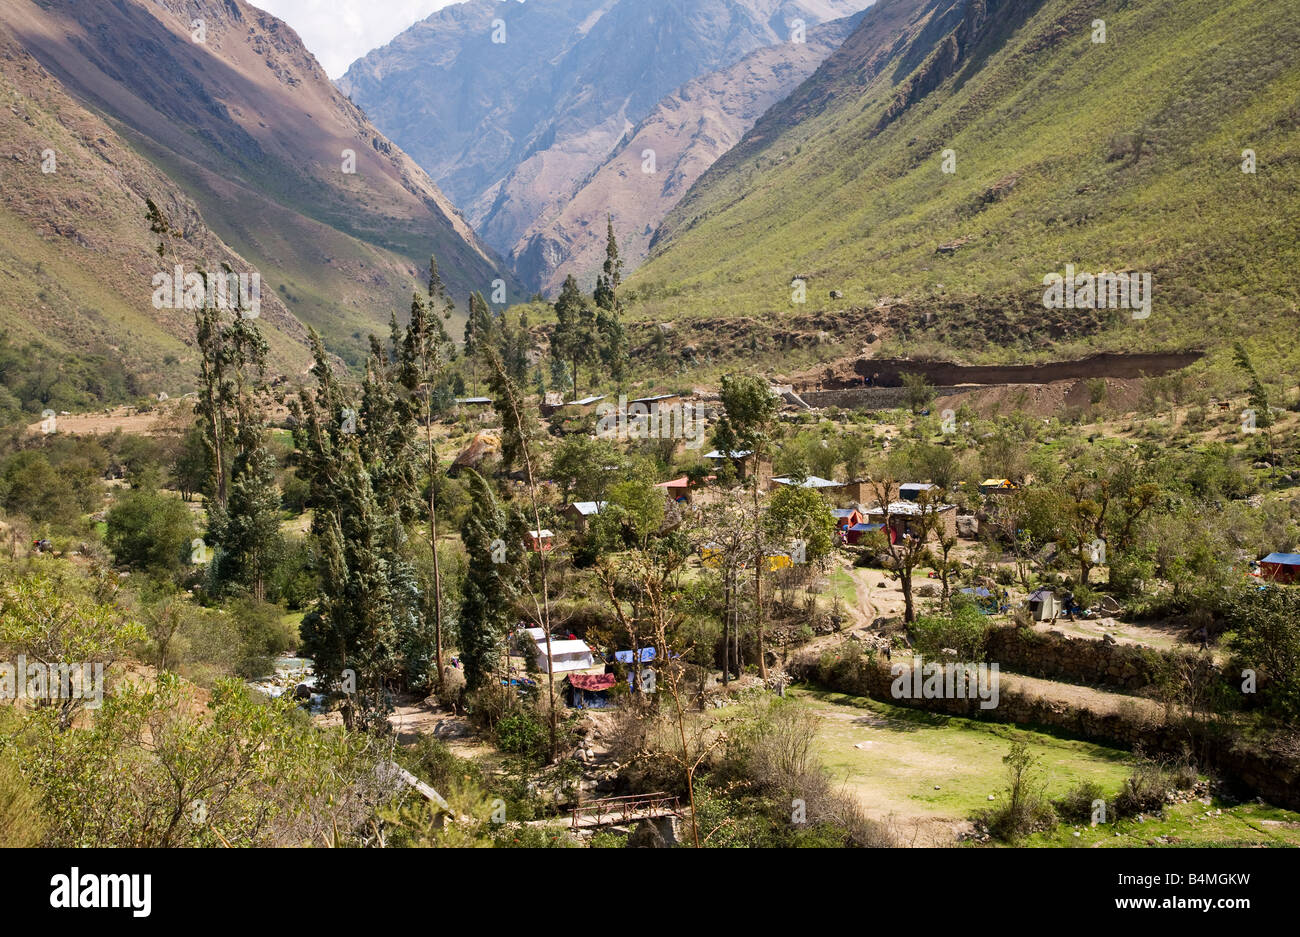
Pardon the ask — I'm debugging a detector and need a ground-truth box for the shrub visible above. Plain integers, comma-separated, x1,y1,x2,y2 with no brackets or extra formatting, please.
0,738,45,847
104,488,196,579
227,598,298,678
975,741,1057,842
495,710,546,760
403,735,485,794
1054,780,1109,824
911,601,992,661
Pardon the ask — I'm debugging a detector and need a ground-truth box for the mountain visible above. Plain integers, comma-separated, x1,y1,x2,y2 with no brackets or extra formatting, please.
339,0,876,289
513,11,867,294
0,13,314,410
627,0,1300,380
0,0,515,387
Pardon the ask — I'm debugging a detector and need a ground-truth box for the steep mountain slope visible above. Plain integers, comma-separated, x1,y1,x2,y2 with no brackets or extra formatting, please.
0,0,515,370
630,0,1300,376
513,11,868,294
339,0,875,278
0,19,314,413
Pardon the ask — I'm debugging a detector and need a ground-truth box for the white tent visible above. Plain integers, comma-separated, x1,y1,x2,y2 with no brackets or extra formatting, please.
532,637,595,674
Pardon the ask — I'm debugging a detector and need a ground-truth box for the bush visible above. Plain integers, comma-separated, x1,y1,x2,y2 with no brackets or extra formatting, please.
104,488,196,579
1113,751,1196,818
1054,780,1108,824
466,683,519,732
911,602,992,661
403,735,485,794
0,451,83,528
435,666,467,714
495,710,546,760
227,598,298,678
0,735,45,847
975,741,1057,842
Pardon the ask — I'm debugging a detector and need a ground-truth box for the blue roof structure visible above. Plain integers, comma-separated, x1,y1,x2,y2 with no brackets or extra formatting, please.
1262,552,1300,565
614,648,657,664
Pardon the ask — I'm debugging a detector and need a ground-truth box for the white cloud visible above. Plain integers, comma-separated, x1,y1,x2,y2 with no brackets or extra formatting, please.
249,0,464,78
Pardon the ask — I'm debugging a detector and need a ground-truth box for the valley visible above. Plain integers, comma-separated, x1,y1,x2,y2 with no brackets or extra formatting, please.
0,0,1297,876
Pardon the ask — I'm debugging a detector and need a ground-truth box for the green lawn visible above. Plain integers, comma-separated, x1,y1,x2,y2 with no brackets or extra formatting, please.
1029,799,1300,848
790,686,1132,821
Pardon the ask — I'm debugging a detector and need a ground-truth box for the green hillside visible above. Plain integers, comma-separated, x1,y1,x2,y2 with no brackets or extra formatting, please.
627,0,1300,382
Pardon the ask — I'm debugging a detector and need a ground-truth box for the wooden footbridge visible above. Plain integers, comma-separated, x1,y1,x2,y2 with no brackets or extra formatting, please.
569,792,684,830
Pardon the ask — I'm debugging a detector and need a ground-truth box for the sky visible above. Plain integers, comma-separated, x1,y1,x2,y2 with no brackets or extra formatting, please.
250,0,466,78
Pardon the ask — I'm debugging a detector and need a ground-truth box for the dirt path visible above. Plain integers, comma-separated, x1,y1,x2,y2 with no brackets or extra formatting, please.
27,403,185,437
848,567,876,627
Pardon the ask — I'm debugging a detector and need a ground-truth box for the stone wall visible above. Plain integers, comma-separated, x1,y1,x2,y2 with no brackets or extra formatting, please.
984,625,1173,693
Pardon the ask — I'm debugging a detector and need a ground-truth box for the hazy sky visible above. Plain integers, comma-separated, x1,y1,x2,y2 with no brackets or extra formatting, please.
251,0,467,78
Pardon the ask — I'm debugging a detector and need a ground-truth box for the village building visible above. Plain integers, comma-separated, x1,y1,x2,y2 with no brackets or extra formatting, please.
524,529,555,552
845,521,888,545
768,474,842,493
655,474,714,504
831,507,864,530
703,449,769,481
980,478,1019,496
863,500,958,541
542,394,607,418
1259,552,1300,583
629,392,682,409
564,501,607,532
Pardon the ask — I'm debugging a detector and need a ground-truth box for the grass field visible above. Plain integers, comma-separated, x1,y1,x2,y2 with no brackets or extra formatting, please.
789,686,1300,846
791,687,1131,825
1030,799,1300,848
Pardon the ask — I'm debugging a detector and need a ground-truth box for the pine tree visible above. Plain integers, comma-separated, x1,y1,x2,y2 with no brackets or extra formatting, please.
551,275,594,399
1232,341,1273,429
458,470,522,689
484,332,560,758
293,331,417,730
210,442,282,602
594,216,628,384
198,294,282,602
399,259,458,690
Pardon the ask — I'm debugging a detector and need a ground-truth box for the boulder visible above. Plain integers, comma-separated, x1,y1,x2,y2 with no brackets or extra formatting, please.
434,719,471,740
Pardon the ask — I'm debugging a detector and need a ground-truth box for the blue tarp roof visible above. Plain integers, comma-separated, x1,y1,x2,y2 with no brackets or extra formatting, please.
1262,553,1300,565
961,587,993,598
614,648,657,663
848,522,883,532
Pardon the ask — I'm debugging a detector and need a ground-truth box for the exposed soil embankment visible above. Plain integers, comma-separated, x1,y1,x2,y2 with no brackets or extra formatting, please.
838,352,1202,389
